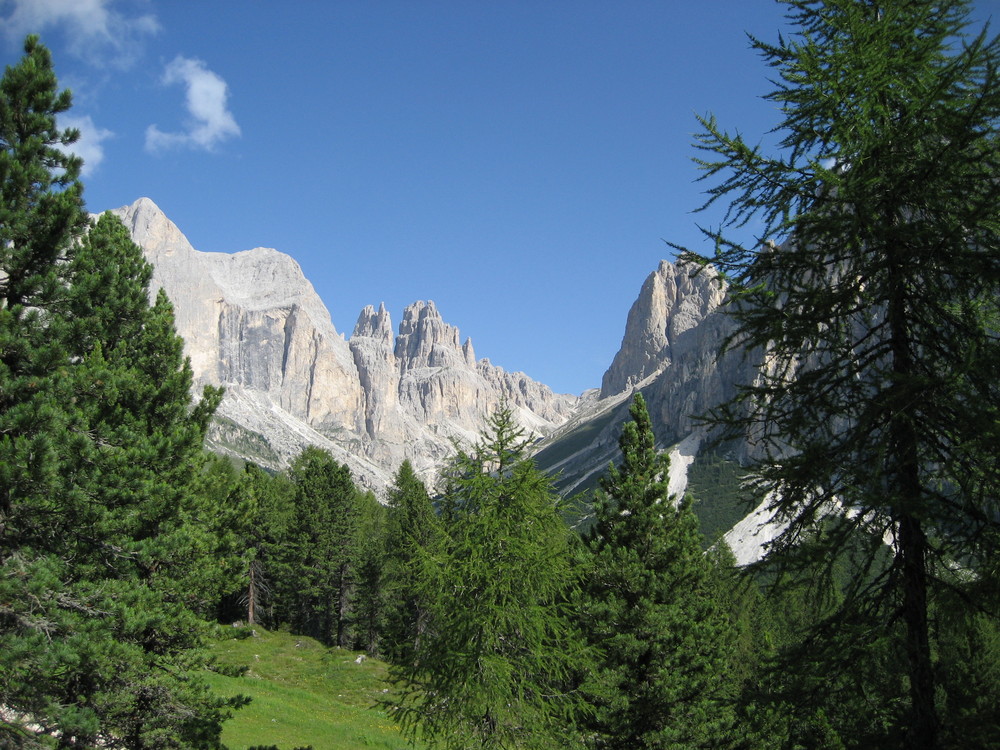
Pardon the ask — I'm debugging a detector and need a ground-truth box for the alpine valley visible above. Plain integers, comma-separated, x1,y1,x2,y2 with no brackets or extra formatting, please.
110,197,769,559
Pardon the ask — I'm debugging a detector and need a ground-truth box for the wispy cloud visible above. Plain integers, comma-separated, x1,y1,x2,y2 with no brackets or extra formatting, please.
1,0,160,68
57,114,114,176
145,56,241,154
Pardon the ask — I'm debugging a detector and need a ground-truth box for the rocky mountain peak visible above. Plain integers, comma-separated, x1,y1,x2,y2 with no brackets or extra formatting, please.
353,302,394,342
109,199,578,492
113,197,190,258
600,259,725,397
394,300,471,370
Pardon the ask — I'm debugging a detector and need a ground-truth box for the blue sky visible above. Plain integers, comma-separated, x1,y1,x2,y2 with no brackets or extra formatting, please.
4,1,996,396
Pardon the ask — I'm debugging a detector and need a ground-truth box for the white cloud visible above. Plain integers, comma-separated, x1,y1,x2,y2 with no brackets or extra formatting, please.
57,114,114,176
145,56,241,154
1,0,160,68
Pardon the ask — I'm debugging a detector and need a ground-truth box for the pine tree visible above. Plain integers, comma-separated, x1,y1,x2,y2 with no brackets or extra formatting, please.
0,39,241,747
0,34,88,568
579,393,735,748
389,405,585,749
678,1,1000,744
283,446,361,646
382,459,439,664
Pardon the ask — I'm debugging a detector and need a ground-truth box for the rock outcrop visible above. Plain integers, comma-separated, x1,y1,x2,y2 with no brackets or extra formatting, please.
534,258,760,513
110,198,578,491
600,259,725,398
348,298,578,480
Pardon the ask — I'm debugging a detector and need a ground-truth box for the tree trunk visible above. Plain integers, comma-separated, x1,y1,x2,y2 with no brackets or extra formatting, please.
247,559,259,625
898,512,936,749
337,564,351,648
886,236,937,749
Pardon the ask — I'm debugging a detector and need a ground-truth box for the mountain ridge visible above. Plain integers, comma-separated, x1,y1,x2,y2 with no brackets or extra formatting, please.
108,197,782,563
110,198,579,492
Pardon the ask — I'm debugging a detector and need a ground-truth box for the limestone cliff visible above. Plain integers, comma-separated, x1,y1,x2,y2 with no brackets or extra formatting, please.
110,198,577,491
600,259,725,398
535,258,759,513
349,298,577,480
113,198,367,436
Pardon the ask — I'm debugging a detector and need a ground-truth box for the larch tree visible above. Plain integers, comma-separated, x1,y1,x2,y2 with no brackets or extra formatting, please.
677,1,1000,746
389,405,586,750
579,393,736,748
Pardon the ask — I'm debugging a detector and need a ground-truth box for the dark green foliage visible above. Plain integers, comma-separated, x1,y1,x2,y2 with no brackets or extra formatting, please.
0,37,242,747
389,405,586,749
0,36,87,315
219,462,297,627
579,394,736,748
281,446,362,647
381,460,440,664
935,559,1000,749
678,1,1000,744
0,35,88,566
685,451,747,547
352,491,388,655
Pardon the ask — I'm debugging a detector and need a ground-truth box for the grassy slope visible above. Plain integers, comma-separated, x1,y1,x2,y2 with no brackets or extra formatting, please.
205,628,422,750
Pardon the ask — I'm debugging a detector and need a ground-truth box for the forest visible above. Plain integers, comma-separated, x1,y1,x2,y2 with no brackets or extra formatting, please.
3,0,1000,748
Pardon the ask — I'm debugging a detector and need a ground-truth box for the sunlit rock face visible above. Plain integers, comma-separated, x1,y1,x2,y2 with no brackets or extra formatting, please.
113,197,366,435
601,259,725,398
111,198,578,491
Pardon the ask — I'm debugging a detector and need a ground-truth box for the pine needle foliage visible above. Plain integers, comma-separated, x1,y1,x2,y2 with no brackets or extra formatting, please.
676,1,1000,745
579,394,736,748
389,404,586,750
0,37,241,748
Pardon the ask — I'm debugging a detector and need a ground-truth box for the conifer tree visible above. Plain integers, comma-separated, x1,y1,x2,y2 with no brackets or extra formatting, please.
218,462,296,627
579,393,735,748
382,459,439,663
678,1,1000,744
0,38,241,747
352,491,388,655
284,446,361,646
0,35,88,566
390,405,585,749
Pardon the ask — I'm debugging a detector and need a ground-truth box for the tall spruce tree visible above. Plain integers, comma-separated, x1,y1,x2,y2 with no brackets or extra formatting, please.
217,463,296,627
389,405,585,749
579,393,735,748
283,446,361,646
382,459,439,664
0,38,241,748
352,491,388,655
678,1,1000,745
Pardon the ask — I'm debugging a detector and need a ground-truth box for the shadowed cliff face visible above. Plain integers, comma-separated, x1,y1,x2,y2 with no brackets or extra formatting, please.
110,198,578,491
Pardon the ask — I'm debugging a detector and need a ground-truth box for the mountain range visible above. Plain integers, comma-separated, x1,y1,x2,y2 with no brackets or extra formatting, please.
110,198,771,561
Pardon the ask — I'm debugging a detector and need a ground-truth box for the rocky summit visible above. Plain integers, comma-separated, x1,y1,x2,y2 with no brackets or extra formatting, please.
600,259,726,398
110,198,578,492
107,197,787,561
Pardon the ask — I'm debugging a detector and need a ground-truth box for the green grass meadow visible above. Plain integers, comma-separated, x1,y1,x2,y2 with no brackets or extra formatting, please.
205,628,423,750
